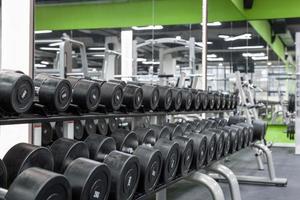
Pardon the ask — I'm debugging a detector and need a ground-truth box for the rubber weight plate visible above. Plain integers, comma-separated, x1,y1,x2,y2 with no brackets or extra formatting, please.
134,128,156,146
157,86,173,111
220,93,226,110
199,91,209,110
84,119,97,137
108,118,118,134
104,151,140,200
207,129,225,160
133,145,163,193
50,138,90,173
64,158,111,200
141,85,160,111
0,159,7,188
173,136,193,175
34,74,72,112
228,116,246,126
42,122,53,146
184,133,207,170
232,125,249,148
67,77,101,111
230,125,244,151
200,130,217,164
252,119,267,141
181,89,193,111
74,120,84,140
214,128,231,157
149,125,172,140
222,126,238,154
110,130,139,153
0,71,34,114
97,118,108,136
237,123,254,145
99,82,124,111
191,90,201,110
3,143,54,186
123,84,143,111
54,121,64,140
154,139,180,183
213,92,221,110
6,167,71,200
170,88,183,111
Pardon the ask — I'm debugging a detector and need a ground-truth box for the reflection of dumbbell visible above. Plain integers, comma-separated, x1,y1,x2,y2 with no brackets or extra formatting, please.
127,82,160,111
67,77,101,111
85,134,140,200
110,129,163,193
50,138,112,200
34,74,72,112
0,159,71,200
0,70,34,114
109,80,144,111
140,125,180,183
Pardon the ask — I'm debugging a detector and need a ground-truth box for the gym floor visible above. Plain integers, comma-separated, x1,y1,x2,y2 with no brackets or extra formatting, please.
150,147,300,200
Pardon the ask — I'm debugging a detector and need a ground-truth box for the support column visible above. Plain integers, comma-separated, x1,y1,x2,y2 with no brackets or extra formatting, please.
295,33,300,154
121,29,133,81
0,0,34,157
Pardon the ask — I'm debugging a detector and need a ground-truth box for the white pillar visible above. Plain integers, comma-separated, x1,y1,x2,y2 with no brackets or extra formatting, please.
0,0,34,157
121,29,133,81
295,33,300,154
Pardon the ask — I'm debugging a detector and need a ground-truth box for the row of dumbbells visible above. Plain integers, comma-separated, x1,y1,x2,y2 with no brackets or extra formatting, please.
0,71,238,115
5,116,265,200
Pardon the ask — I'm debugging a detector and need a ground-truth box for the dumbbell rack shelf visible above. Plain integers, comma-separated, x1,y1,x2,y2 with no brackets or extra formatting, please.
0,110,233,125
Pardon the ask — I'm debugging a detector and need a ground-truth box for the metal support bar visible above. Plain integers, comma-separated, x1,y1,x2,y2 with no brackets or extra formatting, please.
156,189,167,200
209,163,242,200
254,148,265,170
186,172,225,200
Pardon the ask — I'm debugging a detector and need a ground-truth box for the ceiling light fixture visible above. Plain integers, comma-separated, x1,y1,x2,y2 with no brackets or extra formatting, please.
88,47,106,51
195,41,213,47
218,34,230,39
242,52,266,57
35,30,53,34
224,33,252,42
228,45,264,50
132,25,164,31
92,54,105,57
207,57,224,62
251,56,268,61
201,22,222,26
35,64,47,68
142,61,160,65
40,47,60,51
41,61,50,65
137,58,147,62
207,54,217,58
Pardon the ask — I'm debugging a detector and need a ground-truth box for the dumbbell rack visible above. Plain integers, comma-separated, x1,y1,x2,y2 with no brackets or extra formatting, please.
0,108,287,200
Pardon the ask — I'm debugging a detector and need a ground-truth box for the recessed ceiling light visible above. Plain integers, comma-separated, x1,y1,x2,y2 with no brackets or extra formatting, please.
132,25,163,31
242,52,266,57
228,45,264,50
207,54,217,58
137,58,147,62
218,35,230,39
142,61,160,65
92,54,105,57
252,56,268,61
41,61,49,65
201,22,222,26
224,33,252,42
40,47,60,51
35,64,47,68
207,57,224,62
35,30,52,34
88,47,106,51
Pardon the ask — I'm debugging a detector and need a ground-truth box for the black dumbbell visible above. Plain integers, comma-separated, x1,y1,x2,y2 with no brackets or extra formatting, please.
219,92,227,110
208,128,230,157
145,125,180,183
207,92,216,110
220,126,239,154
67,77,101,111
237,123,254,145
156,86,173,111
0,158,71,200
229,125,244,151
127,82,160,111
190,89,201,111
252,119,267,141
176,123,208,169
49,138,112,200
205,129,225,160
41,122,54,146
213,92,221,110
109,80,144,111
199,90,209,110
162,124,194,175
91,79,124,111
110,129,163,193
34,74,72,112
228,116,246,126
85,134,140,200
0,70,34,114
231,124,249,148
198,129,217,164
108,118,118,134
96,118,108,135
170,88,183,111
82,119,97,138
181,89,193,111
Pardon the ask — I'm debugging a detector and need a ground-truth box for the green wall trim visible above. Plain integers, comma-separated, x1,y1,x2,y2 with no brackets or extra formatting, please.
229,0,287,64
35,0,244,30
